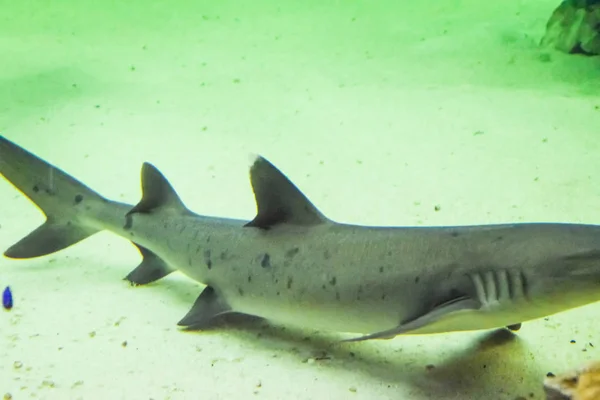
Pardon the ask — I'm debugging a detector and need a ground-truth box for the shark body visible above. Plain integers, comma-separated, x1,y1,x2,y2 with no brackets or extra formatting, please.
1,135,600,341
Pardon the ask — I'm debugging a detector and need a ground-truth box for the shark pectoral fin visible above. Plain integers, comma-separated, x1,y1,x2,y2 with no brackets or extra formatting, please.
126,163,189,217
244,156,330,230
343,297,481,342
177,286,233,329
124,244,175,285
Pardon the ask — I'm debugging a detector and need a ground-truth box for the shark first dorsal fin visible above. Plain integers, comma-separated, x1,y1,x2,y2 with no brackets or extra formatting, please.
244,156,329,230
127,162,188,216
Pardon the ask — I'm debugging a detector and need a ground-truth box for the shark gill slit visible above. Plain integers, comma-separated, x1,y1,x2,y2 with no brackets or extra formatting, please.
470,269,529,306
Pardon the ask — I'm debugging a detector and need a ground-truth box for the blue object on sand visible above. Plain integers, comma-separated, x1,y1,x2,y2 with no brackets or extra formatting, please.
2,286,13,310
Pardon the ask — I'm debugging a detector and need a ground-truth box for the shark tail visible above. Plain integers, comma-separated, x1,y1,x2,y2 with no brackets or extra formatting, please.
0,136,104,258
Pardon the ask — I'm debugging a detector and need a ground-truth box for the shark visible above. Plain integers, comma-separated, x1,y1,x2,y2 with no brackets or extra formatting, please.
1,135,600,342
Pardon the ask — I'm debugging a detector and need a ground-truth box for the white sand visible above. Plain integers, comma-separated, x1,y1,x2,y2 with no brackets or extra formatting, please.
1,1,600,399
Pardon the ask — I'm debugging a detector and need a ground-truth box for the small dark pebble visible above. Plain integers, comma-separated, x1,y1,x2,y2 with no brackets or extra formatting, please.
2,286,12,310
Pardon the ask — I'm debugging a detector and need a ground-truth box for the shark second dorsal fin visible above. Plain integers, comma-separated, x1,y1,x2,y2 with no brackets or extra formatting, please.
127,162,189,216
244,156,329,230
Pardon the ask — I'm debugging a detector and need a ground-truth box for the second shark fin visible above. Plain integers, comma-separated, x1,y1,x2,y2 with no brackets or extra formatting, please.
177,286,234,328
127,162,190,217
245,156,329,229
125,244,175,285
343,297,481,342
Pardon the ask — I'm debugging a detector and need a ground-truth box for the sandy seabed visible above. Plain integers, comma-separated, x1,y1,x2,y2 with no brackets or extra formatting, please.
1,1,600,399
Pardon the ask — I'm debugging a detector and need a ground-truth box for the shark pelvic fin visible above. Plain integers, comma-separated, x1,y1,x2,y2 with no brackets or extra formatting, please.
506,323,522,331
343,297,480,342
125,244,175,285
127,162,189,217
177,286,234,328
244,156,329,229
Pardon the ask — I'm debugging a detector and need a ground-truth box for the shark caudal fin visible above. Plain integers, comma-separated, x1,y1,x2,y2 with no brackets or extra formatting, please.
0,136,103,258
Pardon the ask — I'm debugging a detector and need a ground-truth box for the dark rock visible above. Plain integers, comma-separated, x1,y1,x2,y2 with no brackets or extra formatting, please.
540,0,600,55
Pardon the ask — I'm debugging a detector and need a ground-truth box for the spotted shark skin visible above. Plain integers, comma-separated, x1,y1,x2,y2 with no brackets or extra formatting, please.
1,135,600,341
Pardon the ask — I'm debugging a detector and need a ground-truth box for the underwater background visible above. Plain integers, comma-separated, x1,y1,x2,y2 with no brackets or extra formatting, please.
1,1,600,399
